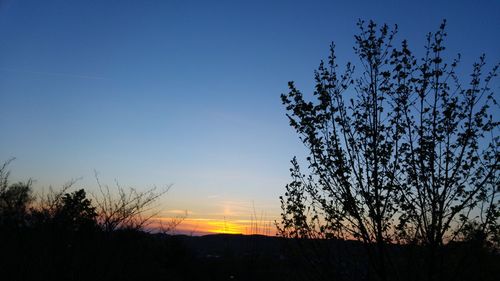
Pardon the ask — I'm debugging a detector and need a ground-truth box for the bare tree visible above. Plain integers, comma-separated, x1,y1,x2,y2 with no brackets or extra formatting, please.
92,172,170,232
35,179,78,214
156,211,187,234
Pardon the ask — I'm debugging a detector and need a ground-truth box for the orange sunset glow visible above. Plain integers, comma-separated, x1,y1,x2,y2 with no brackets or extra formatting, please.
153,216,276,236
151,200,280,236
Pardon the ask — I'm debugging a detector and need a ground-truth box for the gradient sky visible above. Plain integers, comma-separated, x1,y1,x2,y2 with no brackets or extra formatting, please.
1,0,499,235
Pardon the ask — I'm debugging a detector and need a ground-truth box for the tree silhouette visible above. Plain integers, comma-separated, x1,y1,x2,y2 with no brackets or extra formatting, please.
53,189,98,232
0,159,33,228
278,20,498,281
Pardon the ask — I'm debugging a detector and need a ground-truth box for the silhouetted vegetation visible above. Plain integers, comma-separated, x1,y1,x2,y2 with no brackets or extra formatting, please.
279,20,499,281
0,159,183,281
1,19,499,281
0,159,336,281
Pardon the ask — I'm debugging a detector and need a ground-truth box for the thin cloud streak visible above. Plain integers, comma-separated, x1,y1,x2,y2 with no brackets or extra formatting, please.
0,67,109,80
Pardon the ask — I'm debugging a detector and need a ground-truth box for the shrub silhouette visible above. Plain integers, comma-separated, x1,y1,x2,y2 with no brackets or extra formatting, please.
0,159,33,228
52,189,98,232
0,181,33,227
92,175,169,232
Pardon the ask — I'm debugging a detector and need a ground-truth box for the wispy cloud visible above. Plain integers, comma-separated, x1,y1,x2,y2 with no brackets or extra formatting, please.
0,67,109,80
163,209,192,216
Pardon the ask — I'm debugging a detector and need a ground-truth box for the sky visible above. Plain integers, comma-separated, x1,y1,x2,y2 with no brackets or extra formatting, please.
1,0,499,235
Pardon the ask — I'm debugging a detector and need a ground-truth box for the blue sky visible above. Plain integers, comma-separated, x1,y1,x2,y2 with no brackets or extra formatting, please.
1,0,499,233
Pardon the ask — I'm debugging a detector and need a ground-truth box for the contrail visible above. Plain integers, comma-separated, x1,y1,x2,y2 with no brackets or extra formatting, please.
0,67,110,80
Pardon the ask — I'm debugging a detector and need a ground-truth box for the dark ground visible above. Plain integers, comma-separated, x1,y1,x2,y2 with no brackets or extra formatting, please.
0,229,498,281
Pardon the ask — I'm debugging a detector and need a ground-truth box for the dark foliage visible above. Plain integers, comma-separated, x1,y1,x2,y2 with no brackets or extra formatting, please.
52,189,98,232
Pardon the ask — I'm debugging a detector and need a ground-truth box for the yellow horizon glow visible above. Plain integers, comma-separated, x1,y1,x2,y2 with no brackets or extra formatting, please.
152,217,277,236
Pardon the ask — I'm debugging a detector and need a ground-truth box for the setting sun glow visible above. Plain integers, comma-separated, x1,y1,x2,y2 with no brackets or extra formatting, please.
154,217,276,236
